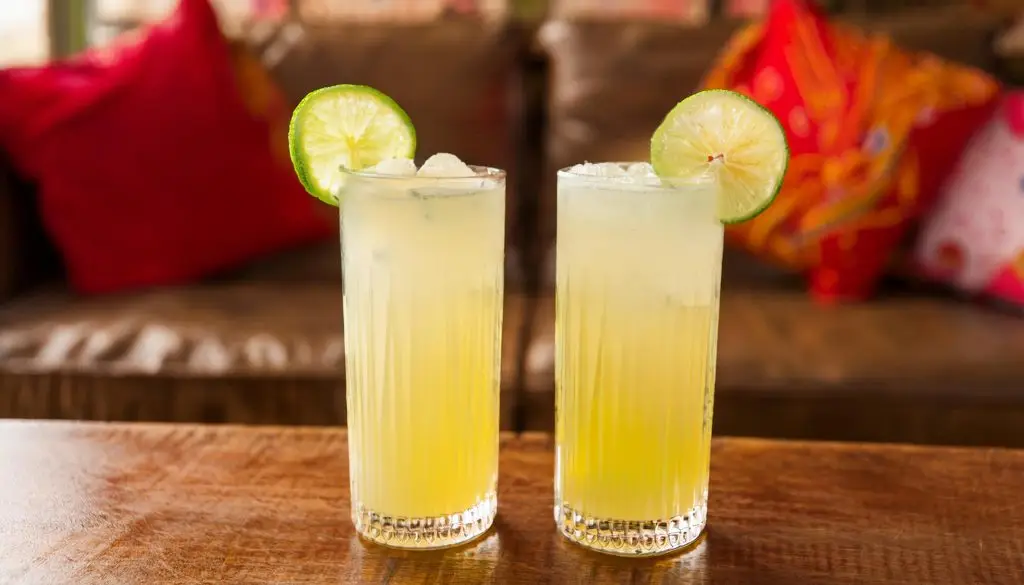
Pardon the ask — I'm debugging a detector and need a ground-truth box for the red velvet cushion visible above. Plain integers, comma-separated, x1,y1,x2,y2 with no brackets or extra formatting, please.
0,0,331,294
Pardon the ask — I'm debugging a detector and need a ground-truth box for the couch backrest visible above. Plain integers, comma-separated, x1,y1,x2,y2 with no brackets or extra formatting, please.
533,6,1003,286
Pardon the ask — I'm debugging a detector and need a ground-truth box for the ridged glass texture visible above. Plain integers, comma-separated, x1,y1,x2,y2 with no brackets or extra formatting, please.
554,165,723,556
340,168,505,549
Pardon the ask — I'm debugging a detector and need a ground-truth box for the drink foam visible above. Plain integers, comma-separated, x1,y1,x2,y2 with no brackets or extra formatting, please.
565,162,662,186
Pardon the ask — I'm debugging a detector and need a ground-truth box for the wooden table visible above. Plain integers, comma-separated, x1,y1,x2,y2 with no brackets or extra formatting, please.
1,422,1022,584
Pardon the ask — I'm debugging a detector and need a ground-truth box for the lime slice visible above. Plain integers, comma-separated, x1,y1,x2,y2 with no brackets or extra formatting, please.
288,84,416,204
651,89,789,224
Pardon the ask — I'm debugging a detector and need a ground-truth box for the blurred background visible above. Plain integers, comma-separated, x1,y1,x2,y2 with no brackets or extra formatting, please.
1,0,1023,446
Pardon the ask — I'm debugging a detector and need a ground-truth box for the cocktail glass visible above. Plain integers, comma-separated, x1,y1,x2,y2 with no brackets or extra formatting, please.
554,163,721,556
340,166,506,549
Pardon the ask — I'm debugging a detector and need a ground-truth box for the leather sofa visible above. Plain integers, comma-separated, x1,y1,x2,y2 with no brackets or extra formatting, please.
4,3,1024,446
0,14,529,430
522,5,1024,446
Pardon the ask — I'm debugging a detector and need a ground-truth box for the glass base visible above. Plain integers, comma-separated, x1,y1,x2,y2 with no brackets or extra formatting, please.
353,492,497,550
556,500,707,557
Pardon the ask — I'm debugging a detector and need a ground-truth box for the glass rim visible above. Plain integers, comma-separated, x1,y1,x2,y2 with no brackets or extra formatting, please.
556,162,716,188
339,164,506,182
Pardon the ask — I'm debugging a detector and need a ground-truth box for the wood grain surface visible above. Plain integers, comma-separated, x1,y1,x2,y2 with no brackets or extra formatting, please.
1,421,1022,584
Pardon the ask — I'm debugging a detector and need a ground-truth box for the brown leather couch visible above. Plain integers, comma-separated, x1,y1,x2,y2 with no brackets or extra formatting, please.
522,5,1024,447
0,14,530,430
4,4,1024,446
0,240,529,429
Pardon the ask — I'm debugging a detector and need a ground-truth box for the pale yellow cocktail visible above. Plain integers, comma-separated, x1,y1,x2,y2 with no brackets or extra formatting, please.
341,166,505,549
555,163,722,556
285,83,510,550
554,88,789,558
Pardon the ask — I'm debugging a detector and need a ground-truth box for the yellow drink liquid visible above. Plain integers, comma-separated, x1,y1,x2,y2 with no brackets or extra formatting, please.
340,169,505,549
555,165,722,556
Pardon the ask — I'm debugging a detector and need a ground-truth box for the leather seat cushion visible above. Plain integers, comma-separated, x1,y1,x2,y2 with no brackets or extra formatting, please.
523,272,1024,445
0,281,526,428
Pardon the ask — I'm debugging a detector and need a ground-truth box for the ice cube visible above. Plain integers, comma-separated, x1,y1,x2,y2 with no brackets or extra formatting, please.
568,162,595,176
417,153,475,178
367,157,417,176
626,162,656,178
569,162,628,178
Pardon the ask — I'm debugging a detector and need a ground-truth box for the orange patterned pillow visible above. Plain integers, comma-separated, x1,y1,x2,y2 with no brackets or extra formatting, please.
703,0,999,302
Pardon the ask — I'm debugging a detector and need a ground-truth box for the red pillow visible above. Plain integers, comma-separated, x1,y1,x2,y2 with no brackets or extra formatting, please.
0,0,331,294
